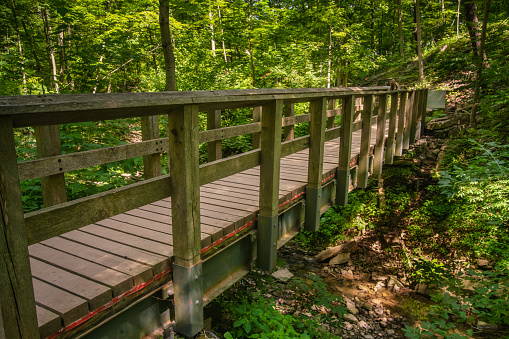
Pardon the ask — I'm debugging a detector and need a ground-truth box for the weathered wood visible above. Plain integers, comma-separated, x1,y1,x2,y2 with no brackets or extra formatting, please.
357,95,373,189
326,99,335,129
199,122,261,144
252,106,262,149
257,99,283,271
281,113,310,127
25,174,172,245
325,126,342,141
141,115,162,179
315,240,358,261
403,90,415,150
336,95,355,206
409,90,420,142
199,149,260,186
395,91,407,156
283,103,295,141
280,135,310,157
36,306,61,339
206,110,222,162
168,104,201,267
385,92,399,164
420,89,428,136
306,97,327,232
415,90,423,140
0,117,39,339
34,125,67,207
373,93,388,175
18,138,168,181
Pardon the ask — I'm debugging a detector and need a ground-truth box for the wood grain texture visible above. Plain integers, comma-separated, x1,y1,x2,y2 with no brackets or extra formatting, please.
199,122,261,144
336,95,355,206
373,93,388,175
141,115,162,179
385,92,399,164
403,90,415,150
0,117,40,339
283,103,295,141
207,110,222,162
395,91,408,156
252,106,262,149
357,95,373,189
307,97,327,188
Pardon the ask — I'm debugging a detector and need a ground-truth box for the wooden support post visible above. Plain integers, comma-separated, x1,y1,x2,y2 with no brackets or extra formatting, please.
168,105,203,337
420,89,428,137
305,97,327,232
409,90,420,143
357,95,373,189
141,115,162,179
34,125,67,207
252,106,262,149
326,99,335,129
395,91,407,156
385,92,399,164
373,93,388,175
336,95,355,207
207,110,222,162
0,117,40,339
257,100,283,271
403,90,415,150
283,103,295,141
415,90,423,140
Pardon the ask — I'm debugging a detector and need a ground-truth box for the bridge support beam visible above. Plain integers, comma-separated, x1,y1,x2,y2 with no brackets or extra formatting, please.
207,110,222,162
409,90,421,143
403,90,415,150
385,92,399,164
373,94,388,175
420,89,429,137
257,100,283,271
336,94,355,206
305,97,327,232
168,104,203,337
395,91,408,157
357,95,373,189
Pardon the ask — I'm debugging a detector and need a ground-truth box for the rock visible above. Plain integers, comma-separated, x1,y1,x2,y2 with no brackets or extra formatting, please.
477,259,490,268
387,275,404,292
330,252,350,265
344,322,354,330
322,266,329,275
415,283,427,294
386,329,395,335
374,307,384,316
316,240,358,261
363,335,374,339
358,320,369,330
341,269,354,280
346,299,359,315
271,268,294,282
427,118,455,130
372,272,388,281
343,313,359,323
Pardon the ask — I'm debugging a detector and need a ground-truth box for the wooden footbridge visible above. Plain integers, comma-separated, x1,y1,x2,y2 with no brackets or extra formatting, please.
0,87,428,338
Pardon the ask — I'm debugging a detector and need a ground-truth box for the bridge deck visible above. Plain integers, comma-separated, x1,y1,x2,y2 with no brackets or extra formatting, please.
29,128,376,337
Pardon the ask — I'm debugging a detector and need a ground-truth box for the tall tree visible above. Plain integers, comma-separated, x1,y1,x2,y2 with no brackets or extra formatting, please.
159,0,176,91
415,0,424,82
463,0,481,58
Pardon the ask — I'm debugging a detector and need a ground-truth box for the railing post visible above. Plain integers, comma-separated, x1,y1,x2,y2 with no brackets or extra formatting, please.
168,105,203,337
34,125,67,207
385,92,399,164
283,103,294,141
257,100,283,271
327,99,335,129
336,94,355,206
415,90,423,140
357,95,373,189
403,90,415,150
409,90,421,143
395,91,407,156
373,93,388,175
420,89,429,137
0,117,40,339
141,116,162,179
207,110,222,161
252,106,262,149
305,97,327,232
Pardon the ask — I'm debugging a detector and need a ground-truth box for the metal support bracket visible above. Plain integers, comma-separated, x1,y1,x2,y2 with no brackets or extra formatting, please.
174,262,204,337
305,186,321,232
256,214,279,271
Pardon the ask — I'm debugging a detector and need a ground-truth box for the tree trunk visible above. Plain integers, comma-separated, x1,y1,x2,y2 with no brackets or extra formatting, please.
457,0,461,39
209,8,216,57
92,47,104,94
247,0,256,87
370,0,375,51
10,0,27,95
58,29,64,82
327,26,332,88
159,0,176,91
398,0,404,56
218,6,227,63
42,8,59,93
470,0,491,127
463,0,481,58
416,0,424,82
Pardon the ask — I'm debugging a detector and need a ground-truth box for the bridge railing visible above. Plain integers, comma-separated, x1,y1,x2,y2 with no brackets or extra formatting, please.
0,87,428,338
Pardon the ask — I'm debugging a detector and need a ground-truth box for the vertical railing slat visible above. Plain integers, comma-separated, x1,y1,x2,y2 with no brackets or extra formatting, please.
385,92,399,164
207,109,222,162
252,106,262,149
141,115,162,179
403,90,415,150
357,95,373,189
336,94,355,206
373,93,388,175
283,103,295,141
395,91,408,156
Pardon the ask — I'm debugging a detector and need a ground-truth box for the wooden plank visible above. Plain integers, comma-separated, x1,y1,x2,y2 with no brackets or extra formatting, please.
200,186,258,204
395,91,407,156
202,182,260,198
24,173,172,245
252,106,262,149
206,110,222,162
420,89,428,136
326,99,335,129
36,306,61,339
199,150,260,186
141,115,162,179
28,243,132,297
32,278,88,327
409,90,420,143
357,95,373,189
373,94,388,175
96,219,176,246
325,126,341,141
403,90,415,150
18,138,168,181
336,95,355,206
30,258,111,311
60,230,169,274
0,117,39,339
200,122,260,144
385,92,399,164
283,103,295,141
168,104,201,268
281,135,310,157
281,113,310,127
34,125,67,207
41,237,153,285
